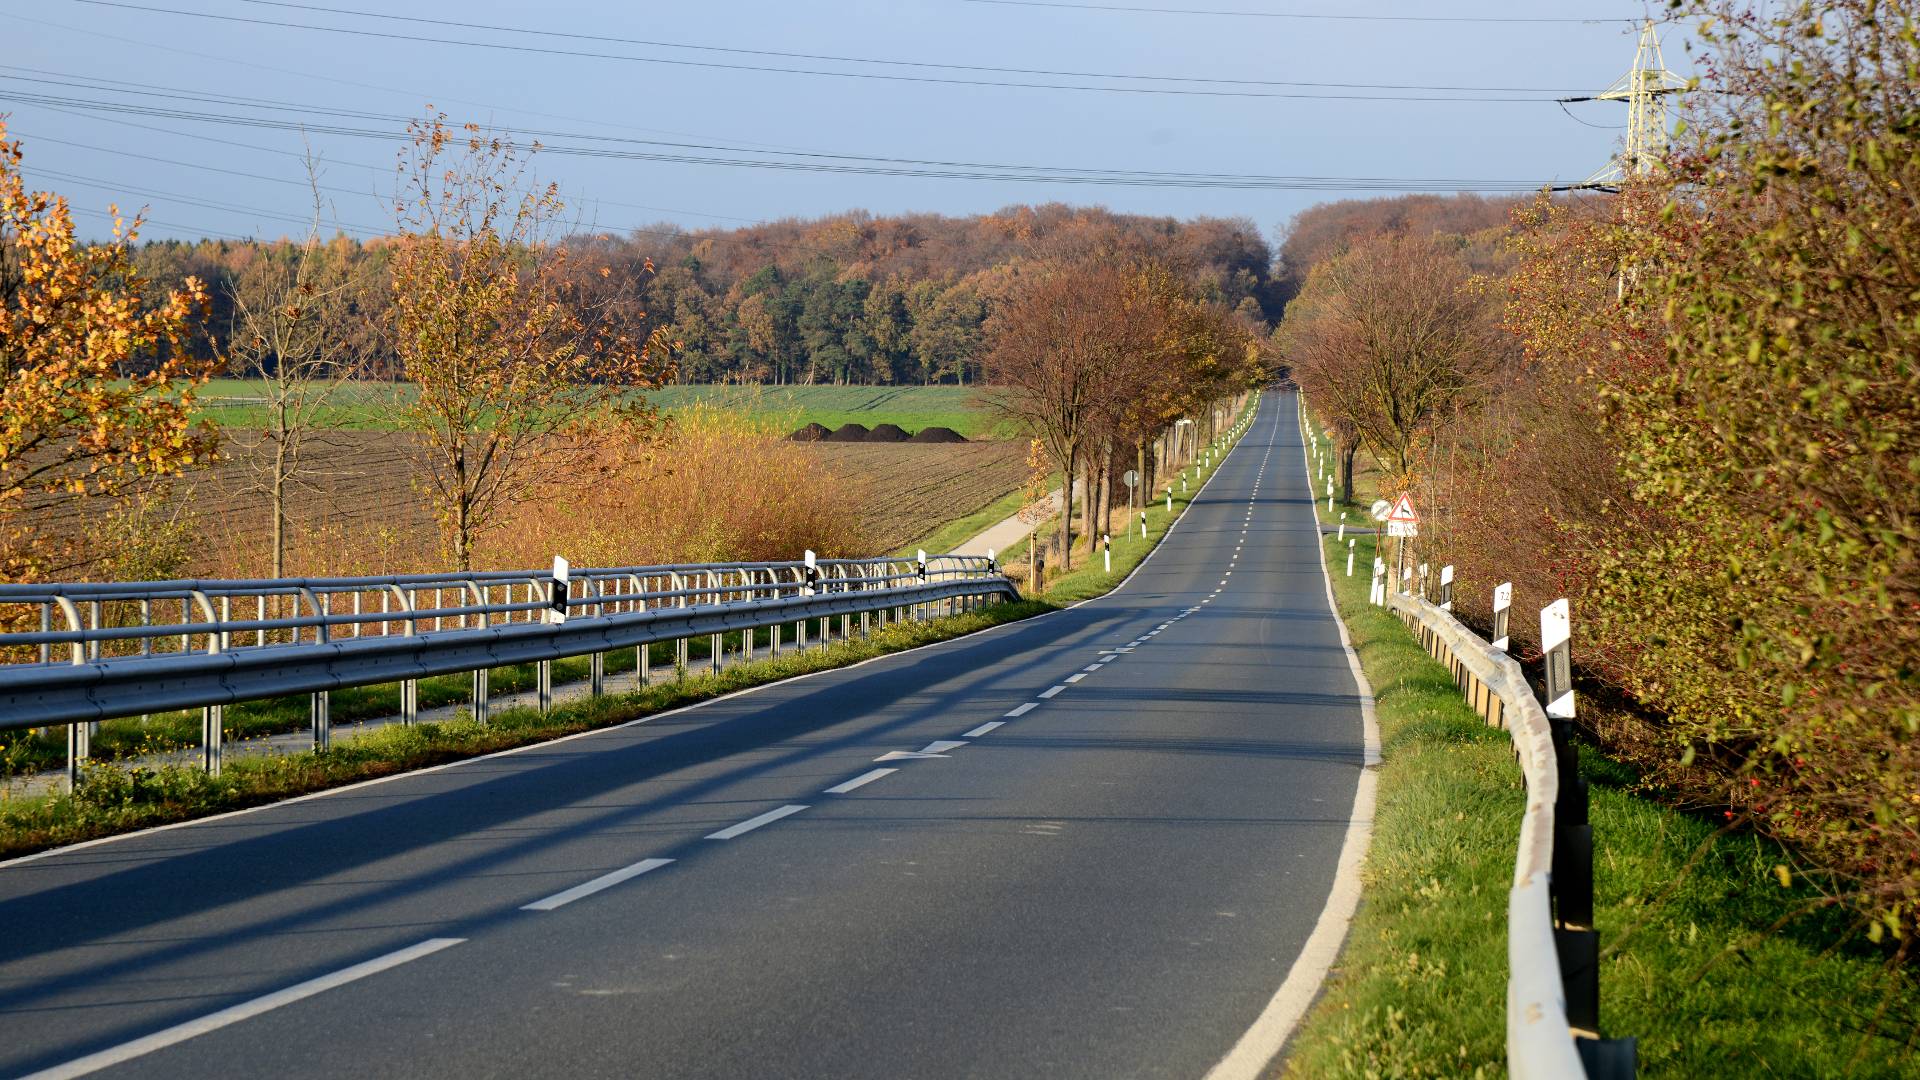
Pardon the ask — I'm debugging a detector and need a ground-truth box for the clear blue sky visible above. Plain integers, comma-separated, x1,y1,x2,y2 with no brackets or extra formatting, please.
5,1,1684,246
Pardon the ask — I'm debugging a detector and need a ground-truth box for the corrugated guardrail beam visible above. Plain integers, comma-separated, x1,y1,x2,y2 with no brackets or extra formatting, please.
1387,593,1636,1080
0,577,1014,730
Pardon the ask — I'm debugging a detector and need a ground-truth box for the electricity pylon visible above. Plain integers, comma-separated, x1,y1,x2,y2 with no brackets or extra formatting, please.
1583,19,1689,188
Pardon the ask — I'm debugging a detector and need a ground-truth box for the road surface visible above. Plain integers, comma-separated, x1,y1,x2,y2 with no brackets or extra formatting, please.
0,393,1369,1080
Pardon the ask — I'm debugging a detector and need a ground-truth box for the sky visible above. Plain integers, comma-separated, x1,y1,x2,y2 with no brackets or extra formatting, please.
4,0,1692,247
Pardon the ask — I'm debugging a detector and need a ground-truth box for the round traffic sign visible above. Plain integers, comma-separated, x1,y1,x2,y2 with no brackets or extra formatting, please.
1122,470,1140,488
1369,499,1391,521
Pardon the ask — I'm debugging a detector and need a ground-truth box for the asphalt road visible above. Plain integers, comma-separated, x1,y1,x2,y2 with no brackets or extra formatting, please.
0,393,1369,1080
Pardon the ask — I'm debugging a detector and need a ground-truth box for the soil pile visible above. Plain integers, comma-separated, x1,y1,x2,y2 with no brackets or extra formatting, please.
866,423,912,442
788,423,831,442
825,423,872,442
908,426,968,443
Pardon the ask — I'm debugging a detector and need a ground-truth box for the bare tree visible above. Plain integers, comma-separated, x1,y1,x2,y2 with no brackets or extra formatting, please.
224,152,362,578
1280,232,1503,480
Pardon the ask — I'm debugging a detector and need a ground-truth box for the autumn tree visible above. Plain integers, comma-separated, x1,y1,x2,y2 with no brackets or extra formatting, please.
1279,232,1503,486
1595,0,1920,938
985,260,1159,568
225,154,366,578
388,113,672,569
0,120,214,581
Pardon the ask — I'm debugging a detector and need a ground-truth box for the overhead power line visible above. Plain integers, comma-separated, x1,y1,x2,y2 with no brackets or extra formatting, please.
231,0,1588,94
24,166,386,234
67,0,1578,102
0,88,1564,192
959,0,1633,23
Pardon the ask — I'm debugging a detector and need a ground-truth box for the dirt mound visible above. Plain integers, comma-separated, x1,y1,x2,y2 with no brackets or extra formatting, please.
866,423,911,442
908,426,968,443
788,422,831,442
825,423,872,442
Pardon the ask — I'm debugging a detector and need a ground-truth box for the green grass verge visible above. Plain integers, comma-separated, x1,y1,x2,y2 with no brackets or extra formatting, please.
0,600,1053,859
1280,421,1917,1077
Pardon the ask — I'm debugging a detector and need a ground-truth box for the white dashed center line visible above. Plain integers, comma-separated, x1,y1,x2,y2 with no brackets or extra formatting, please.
1039,685,1067,699
522,858,674,912
824,768,897,795
963,720,1005,738
706,804,808,840
1005,701,1040,717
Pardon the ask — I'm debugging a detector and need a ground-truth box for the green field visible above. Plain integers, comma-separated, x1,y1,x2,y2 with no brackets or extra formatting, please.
189,380,1012,439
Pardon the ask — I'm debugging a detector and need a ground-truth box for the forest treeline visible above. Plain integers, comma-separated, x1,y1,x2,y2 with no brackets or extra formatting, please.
129,204,1282,386
1281,0,1916,965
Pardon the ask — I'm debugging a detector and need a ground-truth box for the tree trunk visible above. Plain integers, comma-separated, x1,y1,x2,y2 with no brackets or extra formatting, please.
1341,438,1359,505
1136,442,1148,511
1059,443,1075,571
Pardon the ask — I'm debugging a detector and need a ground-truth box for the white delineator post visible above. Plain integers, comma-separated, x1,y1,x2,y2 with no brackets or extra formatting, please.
1439,564,1455,611
1371,558,1386,606
1542,598,1574,719
1326,475,1334,512
1337,514,1346,542
1492,582,1513,652
1164,489,1172,513
1102,534,1112,574
1346,539,1356,577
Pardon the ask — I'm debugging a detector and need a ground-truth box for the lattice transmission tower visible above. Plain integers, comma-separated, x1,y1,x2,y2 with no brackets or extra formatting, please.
1583,19,1688,189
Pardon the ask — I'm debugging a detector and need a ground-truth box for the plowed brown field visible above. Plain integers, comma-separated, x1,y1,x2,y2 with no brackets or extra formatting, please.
34,433,1024,576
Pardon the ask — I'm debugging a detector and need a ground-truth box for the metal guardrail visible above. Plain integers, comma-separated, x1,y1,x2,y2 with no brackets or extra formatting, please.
1,554,1017,786
1387,593,1636,1080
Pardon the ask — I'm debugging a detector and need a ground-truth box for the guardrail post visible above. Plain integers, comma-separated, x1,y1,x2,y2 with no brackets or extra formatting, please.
632,574,651,688
48,597,87,791
742,571,756,661
673,572,689,680
708,571,723,675
1541,598,1601,1041
185,590,224,775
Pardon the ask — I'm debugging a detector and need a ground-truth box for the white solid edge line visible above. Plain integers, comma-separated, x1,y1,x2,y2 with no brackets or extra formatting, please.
705,804,808,840
20,937,467,1080
1004,702,1039,717
1037,685,1066,699
521,857,673,911
0,397,1259,873
824,768,898,795
1202,392,1381,1080
962,721,1004,738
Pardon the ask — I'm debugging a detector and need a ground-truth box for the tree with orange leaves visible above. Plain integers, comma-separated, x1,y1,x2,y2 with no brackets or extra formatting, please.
0,120,215,581
388,113,672,570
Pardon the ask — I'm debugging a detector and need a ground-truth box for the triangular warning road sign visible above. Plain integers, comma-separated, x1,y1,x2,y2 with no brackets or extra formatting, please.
1386,493,1419,523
